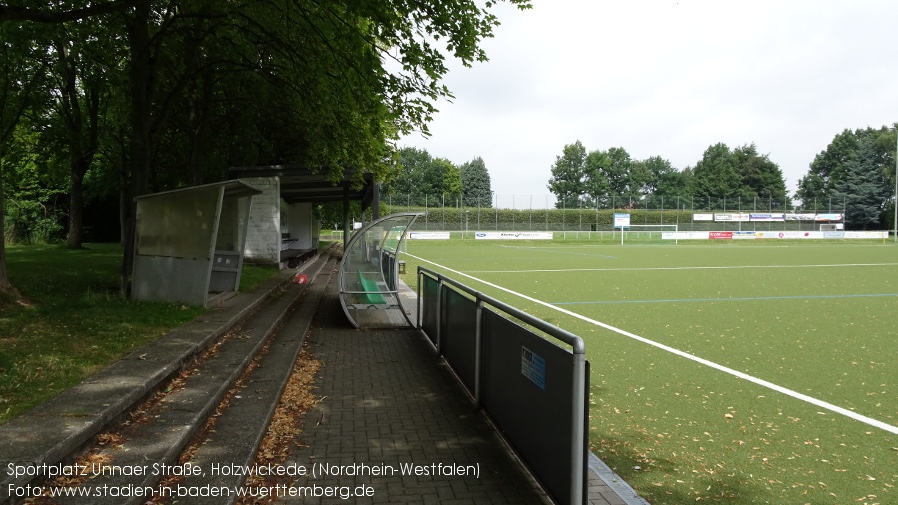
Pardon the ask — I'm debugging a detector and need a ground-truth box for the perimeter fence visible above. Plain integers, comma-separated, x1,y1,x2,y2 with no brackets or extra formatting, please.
378,193,847,233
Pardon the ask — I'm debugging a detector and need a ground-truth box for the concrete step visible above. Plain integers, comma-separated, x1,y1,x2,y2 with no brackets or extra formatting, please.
44,255,333,505
0,250,333,505
174,257,336,504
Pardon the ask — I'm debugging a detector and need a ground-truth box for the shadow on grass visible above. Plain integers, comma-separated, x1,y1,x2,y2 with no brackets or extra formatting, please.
591,431,775,504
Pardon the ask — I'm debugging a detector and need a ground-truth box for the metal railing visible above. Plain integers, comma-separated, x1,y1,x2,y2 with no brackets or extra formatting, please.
417,266,588,505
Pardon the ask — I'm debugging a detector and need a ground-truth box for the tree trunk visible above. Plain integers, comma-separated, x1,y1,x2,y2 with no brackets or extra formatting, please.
65,167,85,248
120,2,152,297
0,156,22,299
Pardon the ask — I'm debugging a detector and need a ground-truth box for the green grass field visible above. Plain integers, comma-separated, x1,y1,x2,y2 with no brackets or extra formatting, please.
399,239,898,504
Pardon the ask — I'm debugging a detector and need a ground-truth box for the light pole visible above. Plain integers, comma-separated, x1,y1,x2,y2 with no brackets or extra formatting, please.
465,211,470,239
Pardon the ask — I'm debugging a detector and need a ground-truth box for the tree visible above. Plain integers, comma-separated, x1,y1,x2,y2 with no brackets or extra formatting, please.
426,157,462,203
547,140,587,209
732,143,787,204
690,143,742,199
1,20,48,300
642,156,686,198
459,157,492,207
834,136,892,229
582,149,611,208
46,19,112,249
3,0,533,295
387,147,431,200
603,147,637,199
797,126,895,210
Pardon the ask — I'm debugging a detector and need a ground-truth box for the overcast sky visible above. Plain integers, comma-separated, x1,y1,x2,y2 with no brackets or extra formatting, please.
397,0,897,208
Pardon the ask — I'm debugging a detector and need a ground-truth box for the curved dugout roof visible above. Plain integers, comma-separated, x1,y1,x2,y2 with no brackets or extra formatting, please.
338,212,422,329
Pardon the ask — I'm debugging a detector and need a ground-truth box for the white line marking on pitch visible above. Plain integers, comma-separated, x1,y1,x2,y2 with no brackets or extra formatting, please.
408,254,898,436
466,262,898,274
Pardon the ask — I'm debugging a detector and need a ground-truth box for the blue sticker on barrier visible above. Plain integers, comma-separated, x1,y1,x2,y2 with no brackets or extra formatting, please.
521,346,546,390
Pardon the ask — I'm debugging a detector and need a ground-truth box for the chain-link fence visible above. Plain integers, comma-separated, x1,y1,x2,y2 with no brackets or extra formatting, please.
377,193,847,233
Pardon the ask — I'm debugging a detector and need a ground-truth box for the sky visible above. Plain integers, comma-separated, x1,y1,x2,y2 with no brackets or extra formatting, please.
397,0,898,208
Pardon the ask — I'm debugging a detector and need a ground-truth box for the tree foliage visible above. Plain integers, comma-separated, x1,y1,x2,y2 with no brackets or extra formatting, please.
459,157,492,207
833,136,892,228
796,125,895,214
0,0,531,295
547,140,586,209
546,140,789,210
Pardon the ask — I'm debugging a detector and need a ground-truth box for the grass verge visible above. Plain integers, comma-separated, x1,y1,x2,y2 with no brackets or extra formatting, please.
0,243,278,424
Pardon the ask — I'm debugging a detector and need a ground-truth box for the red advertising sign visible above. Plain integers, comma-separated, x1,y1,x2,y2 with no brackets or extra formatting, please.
709,231,733,239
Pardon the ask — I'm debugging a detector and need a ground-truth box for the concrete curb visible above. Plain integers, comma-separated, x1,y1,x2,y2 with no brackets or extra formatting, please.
0,253,325,503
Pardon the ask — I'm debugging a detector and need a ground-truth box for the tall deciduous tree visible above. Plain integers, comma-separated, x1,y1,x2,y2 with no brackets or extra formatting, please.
459,157,492,207
428,157,462,202
1,21,48,299
732,143,787,203
582,149,611,208
2,0,532,295
388,146,430,201
690,143,742,199
47,19,112,249
642,155,685,198
547,140,586,209
603,147,636,199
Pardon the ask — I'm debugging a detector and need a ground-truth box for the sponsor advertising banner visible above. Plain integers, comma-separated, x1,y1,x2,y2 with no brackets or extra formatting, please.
693,213,714,221
749,213,785,222
613,213,631,228
663,231,709,240
663,230,885,240
407,231,451,240
784,213,817,221
845,231,888,239
474,231,554,240
714,213,750,222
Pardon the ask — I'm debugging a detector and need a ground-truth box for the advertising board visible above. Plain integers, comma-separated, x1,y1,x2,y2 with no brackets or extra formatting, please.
474,231,554,240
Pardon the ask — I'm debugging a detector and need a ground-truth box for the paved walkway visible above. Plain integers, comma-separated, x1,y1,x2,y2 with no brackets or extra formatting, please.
0,248,648,505
273,275,647,505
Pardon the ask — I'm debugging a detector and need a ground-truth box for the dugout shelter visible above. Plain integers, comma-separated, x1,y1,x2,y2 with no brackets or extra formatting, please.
339,212,422,329
131,180,261,307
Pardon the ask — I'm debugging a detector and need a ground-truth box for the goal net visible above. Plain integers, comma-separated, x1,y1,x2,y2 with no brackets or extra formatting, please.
619,224,679,244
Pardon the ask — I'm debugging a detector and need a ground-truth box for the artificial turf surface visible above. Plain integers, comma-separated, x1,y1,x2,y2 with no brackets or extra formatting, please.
400,239,898,504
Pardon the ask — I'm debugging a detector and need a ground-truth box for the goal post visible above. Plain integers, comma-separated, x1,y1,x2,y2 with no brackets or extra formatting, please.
620,224,679,244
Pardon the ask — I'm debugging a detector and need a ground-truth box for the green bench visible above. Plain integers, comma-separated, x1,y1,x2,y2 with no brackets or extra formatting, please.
357,269,386,305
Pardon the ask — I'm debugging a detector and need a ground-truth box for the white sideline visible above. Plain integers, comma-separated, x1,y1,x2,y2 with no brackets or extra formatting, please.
408,254,898,436
465,262,898,274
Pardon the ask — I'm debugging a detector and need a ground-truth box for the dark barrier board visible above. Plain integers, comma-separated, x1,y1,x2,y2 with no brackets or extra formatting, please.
439,287,478,394
481,308,583,505
421,275,440,347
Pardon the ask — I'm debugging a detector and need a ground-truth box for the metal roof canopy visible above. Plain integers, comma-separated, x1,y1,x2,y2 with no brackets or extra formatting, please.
229,165,376,207
339,212,423,329
131,180,262,307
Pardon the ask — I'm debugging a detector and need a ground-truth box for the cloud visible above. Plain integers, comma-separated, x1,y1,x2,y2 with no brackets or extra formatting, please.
399,0,898,205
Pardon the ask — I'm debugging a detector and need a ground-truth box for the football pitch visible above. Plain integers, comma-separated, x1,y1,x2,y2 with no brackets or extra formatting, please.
399,239,898,504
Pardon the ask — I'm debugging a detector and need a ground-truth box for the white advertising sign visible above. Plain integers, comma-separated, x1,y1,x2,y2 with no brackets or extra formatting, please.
714,213,750,222
474,231,554,240
407,231,450,240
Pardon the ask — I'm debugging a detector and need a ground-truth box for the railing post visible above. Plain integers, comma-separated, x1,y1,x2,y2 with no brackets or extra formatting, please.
474,298,484,407
570,346,587,505
416,268,423,329
435,277,443,353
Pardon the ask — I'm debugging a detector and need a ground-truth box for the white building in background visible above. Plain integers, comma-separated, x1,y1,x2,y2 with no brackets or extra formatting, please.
230,166,378,269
